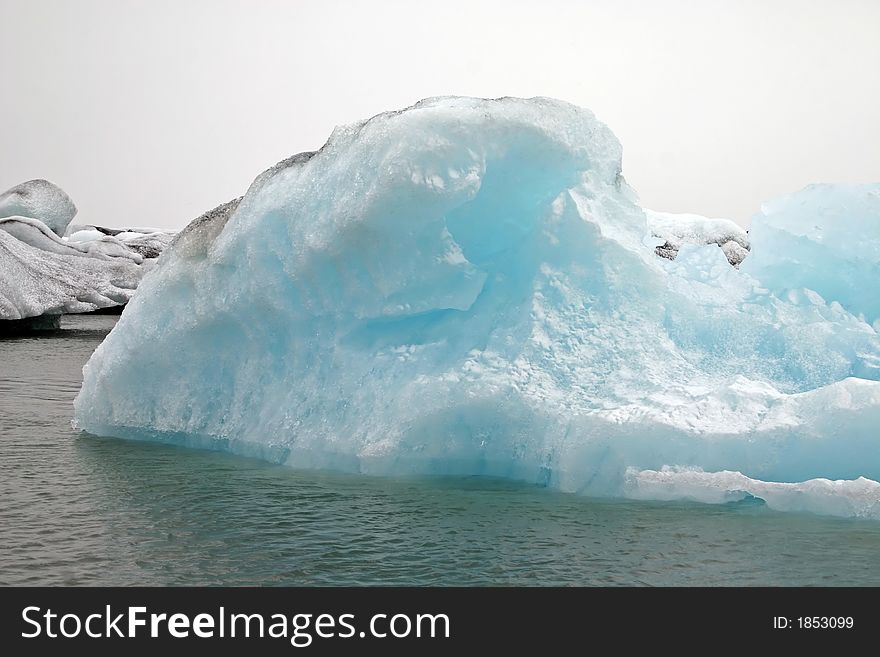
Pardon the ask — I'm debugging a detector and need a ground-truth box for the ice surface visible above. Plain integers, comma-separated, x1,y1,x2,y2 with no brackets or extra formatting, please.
0,225,143,319
647,209,750,266
0,195,176,319
626,467,880,519
0,179,77,237
116,231,175,259
74,97,880,519
66,225,176,259
742,183,880,328
67,228,107,243
1,217,143,263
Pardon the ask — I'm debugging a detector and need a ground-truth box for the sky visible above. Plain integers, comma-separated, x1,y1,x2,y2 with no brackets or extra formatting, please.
1,0,878,230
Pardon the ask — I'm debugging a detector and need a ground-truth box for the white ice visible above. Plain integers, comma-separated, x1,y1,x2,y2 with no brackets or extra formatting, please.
0,179,77,237
0,227,142,319
626,467,880,519
0,182,176,320
646,209,750,266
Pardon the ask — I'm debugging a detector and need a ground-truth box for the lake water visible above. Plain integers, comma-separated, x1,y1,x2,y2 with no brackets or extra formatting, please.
2,313,879,586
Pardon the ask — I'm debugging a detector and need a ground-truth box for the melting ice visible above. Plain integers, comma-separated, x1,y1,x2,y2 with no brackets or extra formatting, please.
73,97,880,519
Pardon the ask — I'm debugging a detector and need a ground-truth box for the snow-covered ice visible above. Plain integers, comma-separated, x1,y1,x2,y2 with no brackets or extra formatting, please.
73,97,880,518
647,209,750,266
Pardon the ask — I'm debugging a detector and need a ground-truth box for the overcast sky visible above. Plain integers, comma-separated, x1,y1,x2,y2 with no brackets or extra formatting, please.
1,0,878,230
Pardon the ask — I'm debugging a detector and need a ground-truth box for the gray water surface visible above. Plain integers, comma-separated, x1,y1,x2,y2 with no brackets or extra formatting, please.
2,314,879,586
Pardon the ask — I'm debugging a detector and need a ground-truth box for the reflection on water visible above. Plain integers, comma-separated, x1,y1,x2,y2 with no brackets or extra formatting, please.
2,314,880,586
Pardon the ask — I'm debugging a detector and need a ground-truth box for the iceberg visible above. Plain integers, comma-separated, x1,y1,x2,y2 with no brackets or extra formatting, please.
73,97,880,519
1,216,143,263
67,225,175,259
0,181,176,322
741,184,880,329
0,224,142,320
0,179,77,237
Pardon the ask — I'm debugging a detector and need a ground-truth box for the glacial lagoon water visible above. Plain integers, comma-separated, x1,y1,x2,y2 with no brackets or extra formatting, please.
2,314,880,586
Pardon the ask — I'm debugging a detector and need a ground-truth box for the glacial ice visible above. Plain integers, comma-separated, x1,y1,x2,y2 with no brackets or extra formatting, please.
1,217,143,263
73,96,880,519
0,179,77,237
67,228,107,243
116,230,175,260
0,225,142,319
647,209,750,266
626,467,880,519
0,183,175,321
742,183,880,329
67,225,175,259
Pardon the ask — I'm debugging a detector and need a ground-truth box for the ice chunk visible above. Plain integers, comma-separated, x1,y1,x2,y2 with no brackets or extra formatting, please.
0,227,142,319
0,188,175,321
116,231,175,259
646,209,750,266
720,240,749,266
625,467,880,519
67,228,106,243
742,183,880,326
1,216,143,263
74,97,880,519
67,225,176,260
0,179,77,237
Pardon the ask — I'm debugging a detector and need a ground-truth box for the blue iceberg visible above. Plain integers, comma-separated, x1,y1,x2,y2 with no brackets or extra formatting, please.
73,97,880,518
742,183,880,329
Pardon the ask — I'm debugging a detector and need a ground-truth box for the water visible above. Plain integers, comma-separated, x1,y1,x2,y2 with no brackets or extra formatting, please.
2,315,880,586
